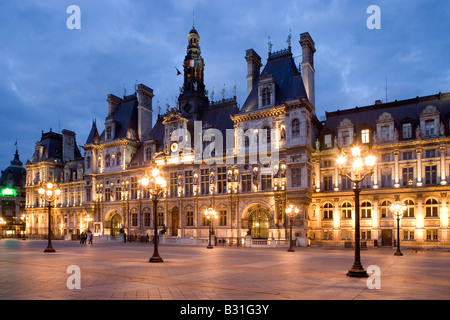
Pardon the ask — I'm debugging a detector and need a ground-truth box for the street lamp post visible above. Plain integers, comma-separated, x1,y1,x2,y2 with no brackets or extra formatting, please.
390,201,406,256
38,182,61,253
285,204,299,252
140,167,167,263
204,207,218,249
336,142,376,277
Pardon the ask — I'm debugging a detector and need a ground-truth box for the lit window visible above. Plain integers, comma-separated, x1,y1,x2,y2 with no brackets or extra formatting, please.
425,199,439,217
341,202,352,219
323,203,333,220
404,199,415,217
361,129,370,144
361,201,372,218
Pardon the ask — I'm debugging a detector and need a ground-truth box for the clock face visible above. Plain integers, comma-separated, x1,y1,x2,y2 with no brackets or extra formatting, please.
170,142,178,153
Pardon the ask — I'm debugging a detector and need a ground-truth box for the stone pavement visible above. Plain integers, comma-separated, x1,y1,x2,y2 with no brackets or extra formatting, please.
1,239,449,301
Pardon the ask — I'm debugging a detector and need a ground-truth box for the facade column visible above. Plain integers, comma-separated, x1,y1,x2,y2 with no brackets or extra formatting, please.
416,194,424,241
333,198,340,239
315,159,320,192
440,193,448,241
394,149,400,188
373,163,379,189
416,147,423,186
440,144,447,185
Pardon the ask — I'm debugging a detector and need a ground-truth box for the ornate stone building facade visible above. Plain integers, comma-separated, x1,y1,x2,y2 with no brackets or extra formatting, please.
24,26,450,249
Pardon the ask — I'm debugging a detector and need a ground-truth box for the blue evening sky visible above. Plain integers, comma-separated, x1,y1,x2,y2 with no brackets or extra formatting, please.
0,0,449,167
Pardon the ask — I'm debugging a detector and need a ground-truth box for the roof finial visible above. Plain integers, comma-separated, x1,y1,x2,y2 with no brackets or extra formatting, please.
268,36,273,54
193,9,195,29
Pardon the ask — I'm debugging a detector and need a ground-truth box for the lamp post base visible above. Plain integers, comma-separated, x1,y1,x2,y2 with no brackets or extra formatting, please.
149,254,164,263
346,263,368,277
287,240,295,252
394,250,403,256
44,247,56,253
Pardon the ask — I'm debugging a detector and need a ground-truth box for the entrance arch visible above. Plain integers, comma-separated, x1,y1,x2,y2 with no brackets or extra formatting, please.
110,213,122,236
248,207,270,239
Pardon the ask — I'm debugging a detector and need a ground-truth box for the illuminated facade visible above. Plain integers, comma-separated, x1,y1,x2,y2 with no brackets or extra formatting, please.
312,94,450,249
24,26,450,249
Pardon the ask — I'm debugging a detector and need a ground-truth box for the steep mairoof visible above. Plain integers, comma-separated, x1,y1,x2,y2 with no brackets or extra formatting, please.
241,48,307,113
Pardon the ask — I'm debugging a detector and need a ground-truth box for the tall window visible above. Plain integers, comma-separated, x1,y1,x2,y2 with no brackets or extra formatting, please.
291,119,300,137
262,126,271,143
361,129,370,144
185,170,194,196
341,175,352,190
170,172,178,197
380,200,392,218
381,172,392,187
261,174,272,191
381,125,390,140
323,203,333,220
262,88,271,106
291,168,302,187
323,176,333,191
402,167,414,186
425,165,437,185
200,169,210,195
241,174,252,192
361,201,372,218
105,154,111,167
131,210,138,226
402,123,412,139
104,187,111,202
130,177,138,199
324,134,332,149
106,126,112,140
404,199,415,218
186,211,194,227
341,202,352,219
143,208,151,226
157,211,164,226
116,152,122,166
86,156,91,170
217,167,227,193
426,229,438,240
219,210,227,226
425,120,435,136
425,199,438,217
145,147,152,162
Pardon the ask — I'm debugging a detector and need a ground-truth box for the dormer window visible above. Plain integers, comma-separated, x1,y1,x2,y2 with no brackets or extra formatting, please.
425,120,435,136
402,123,412,139
262,88,271,106
361,129,370,144
106,126,112,140
292,118,300,137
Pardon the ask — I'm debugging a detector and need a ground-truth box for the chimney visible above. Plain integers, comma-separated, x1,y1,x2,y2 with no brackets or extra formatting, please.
107,94,122,116
136,84,154,141
299,32,316,106
245,49,262,96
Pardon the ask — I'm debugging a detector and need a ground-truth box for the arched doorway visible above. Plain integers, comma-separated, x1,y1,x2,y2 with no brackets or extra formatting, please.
248,207,270,239
110,213,122,236
171,207,179,236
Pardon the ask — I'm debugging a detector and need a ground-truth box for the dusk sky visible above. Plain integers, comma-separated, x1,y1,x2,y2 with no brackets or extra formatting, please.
1,0,449,168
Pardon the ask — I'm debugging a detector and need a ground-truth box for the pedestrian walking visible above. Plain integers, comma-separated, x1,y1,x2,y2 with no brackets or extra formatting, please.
80,232,85,244
88,232,93,245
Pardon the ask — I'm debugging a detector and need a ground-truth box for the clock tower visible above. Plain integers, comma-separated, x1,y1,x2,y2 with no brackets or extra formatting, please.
178,26,209,121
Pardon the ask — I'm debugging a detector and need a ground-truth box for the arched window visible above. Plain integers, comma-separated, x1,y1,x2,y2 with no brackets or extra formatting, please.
425,198,439,217
262,88,271,106
341,201,352,219
292,118,300,137
361,201,372,218
404,199,415,217
105,154,110,167
143,208,151,226
323,202,333,220
380,200,392,218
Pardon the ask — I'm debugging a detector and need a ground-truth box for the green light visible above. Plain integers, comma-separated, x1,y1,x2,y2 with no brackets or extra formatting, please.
0,187,17,197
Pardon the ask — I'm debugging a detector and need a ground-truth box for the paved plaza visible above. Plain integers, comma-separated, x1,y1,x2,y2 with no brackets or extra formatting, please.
1,239,449,301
